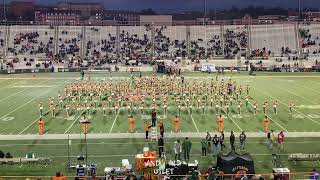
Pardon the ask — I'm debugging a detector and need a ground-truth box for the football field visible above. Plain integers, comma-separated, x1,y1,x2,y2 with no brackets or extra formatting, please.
0,72,320,177
1,72,320,134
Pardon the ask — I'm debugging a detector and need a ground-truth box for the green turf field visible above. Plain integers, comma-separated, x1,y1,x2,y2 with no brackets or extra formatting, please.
0,72,320,134
0,72,320,177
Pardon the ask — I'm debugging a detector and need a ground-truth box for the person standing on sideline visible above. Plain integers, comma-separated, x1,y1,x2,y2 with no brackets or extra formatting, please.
158,137,164,158
144,121,151,140
151,109,157,127
129,115,135,133
38,118,45,135
239,131,247,151
267,130,275,149
206,132,212,151
212,134,220,155
174,139,181,161
217,115,224,133
173,115,180,132
220,131,225,151
263,116,270,132
277,131,285,150
230,131,235,151
158,120,164,138
201,138,208,156
182,137,192,160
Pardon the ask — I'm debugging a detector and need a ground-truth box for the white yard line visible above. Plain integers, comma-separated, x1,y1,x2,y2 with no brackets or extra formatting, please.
48,153,304,158
1,131,320,140
0,90,25,103
64,110,85,134
252,86,320,127
247,101,288,132
308,79,320,86
274,84,319,105
18,110,51,135
0,88,52,120
183,101,199,132
265,115,289,132
0,140,319,146
224,112,243,132
188,112,200,133
108,106,121,134
0,81,23,90
291,82,320,96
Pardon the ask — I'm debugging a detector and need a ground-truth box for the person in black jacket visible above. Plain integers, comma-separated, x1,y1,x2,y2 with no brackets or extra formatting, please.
220,131,225,151
158,137,164,158
0,150,4,158
151,109,157,127
212,134,220,155
230,131,235,151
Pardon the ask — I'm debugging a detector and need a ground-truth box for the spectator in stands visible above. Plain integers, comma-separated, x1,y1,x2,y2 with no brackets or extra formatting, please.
224,28,248,58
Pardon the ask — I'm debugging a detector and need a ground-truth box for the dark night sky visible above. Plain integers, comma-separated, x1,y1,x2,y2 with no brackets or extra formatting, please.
12,0,320,13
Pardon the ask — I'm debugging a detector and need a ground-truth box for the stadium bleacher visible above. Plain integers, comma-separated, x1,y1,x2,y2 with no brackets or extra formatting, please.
0,24,320,71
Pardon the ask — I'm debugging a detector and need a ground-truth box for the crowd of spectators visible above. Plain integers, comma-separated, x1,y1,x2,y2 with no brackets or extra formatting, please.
251,48,271,58
281,46,297,56
8,31,54,58
224,28,248,58
56,30,81,60
300,28,320,54
86,28,117,60
154,26,187,59
190,35,222,59
119,26,152,61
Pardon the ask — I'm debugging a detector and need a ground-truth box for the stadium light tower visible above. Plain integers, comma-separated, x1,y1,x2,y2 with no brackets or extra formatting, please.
2,0,6,22
203,0,207,25
298,0,301,18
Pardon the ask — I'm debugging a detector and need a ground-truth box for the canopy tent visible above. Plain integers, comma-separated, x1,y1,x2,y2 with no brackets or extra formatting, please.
217,151,255,176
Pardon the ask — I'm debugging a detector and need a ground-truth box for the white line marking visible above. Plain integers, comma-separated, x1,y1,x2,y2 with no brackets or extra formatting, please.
183,101,199,132
109,107,121,134
64,111,85,134
292,81,320,95
274,84,319,105
0,89,51,120
189,113,200,132
247,101,288,132
0,140,319,146
266,115,288,132
252,86,320,127
47,153,303,158
225,113,243,132
18,110,51,135
0,81,23,90
309,79,320,86
0,90,25,103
